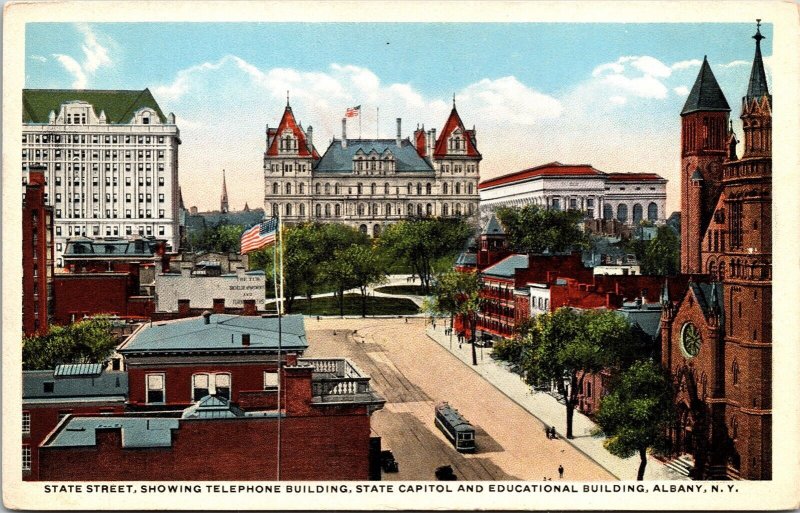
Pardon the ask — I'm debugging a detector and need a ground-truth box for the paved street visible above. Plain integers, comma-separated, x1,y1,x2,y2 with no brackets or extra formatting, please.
424,323,688,481
304,318,614,481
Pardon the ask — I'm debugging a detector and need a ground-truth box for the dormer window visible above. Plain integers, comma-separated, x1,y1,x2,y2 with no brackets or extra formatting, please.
448,129,467,154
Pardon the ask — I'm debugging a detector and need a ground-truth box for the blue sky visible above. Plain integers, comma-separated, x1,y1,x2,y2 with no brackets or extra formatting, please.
25,22,772,212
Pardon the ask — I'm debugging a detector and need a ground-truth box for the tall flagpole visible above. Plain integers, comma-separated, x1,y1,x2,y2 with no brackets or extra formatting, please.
276,213,284,480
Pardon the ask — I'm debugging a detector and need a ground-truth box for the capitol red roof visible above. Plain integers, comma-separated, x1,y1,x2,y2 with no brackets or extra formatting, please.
478,162,605,190
606,172,665,182
265,105,319,159
433,106,481,158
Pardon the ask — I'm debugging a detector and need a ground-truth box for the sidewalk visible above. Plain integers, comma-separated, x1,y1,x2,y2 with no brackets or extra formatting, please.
425,324,688,481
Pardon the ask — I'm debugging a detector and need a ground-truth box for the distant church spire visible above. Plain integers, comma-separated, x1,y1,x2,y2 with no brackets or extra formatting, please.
220,169,229,213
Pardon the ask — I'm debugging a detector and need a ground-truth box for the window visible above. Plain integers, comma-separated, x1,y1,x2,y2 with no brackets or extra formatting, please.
603,204,613,220
647,202,658,221
43,382,54,393
22,411,30,434
263,372,278,390
146,373,165,403
551,198,560,211
158,177,165,186
193,373,210,401
23,446,31,471
215,374,231,399
633,203,643,224
616,204,628,222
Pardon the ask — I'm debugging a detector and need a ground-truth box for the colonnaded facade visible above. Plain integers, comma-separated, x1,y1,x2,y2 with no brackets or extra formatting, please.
262,99,481,236
478,162,667,226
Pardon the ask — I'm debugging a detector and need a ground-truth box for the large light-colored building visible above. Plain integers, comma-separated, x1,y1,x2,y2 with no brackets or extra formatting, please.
263,99,481,236
478,162,667,225
22,89,181,267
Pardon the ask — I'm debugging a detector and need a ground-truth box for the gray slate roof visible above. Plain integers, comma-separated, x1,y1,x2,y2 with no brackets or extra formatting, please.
617,304,663,339
314,139,434,173
681,57,730,115
63,237,163,258
690,282,724,321
182,395,245,419
118,314,308,354
23,369,128,401
456,252,477,266
45,416,179,448
54,363,104,377
481,215,505,236
482,254,528,278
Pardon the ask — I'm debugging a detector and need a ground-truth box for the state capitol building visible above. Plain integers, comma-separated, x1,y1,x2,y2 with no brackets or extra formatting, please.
262,99,481,236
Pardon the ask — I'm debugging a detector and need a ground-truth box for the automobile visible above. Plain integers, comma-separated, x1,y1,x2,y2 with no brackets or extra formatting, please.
380,450,399,473
435,465,458,481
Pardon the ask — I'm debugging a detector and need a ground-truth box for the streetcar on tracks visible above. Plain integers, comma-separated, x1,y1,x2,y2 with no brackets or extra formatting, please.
434,402,475,453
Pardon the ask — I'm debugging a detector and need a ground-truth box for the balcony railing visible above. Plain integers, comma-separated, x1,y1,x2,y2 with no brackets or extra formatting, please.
300,358,384,409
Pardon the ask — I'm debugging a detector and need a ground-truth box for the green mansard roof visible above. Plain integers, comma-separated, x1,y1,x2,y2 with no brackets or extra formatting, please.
22,88,167,124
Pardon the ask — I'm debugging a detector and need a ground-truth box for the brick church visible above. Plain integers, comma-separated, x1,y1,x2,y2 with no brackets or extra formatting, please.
661,22,771,480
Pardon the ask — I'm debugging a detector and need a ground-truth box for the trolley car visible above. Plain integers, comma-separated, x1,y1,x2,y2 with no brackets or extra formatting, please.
434,402,476,453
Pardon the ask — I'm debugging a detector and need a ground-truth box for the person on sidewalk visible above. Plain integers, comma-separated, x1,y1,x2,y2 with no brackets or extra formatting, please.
558,465,564,479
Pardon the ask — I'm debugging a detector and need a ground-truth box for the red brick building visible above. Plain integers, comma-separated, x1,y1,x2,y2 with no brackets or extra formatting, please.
25,314,385,481
661,23,771,480
52,237,167,324
22,364,128,480
22,165,55,336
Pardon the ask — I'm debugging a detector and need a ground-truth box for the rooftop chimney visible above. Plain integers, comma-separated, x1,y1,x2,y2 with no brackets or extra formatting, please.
202,311,212,324
306,125,313,152
242,333,251,346
396,118,402,147
341,118,347,148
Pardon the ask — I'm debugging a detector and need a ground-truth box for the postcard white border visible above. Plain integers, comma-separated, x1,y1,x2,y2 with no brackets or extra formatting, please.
3,1,799,510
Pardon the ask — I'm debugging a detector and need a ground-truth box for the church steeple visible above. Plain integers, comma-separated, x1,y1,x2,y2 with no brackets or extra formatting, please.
220,169,229,213
681,56,730,116
746,20,770,102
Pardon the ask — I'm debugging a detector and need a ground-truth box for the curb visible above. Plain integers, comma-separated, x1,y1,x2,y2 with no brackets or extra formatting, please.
424,329,625,481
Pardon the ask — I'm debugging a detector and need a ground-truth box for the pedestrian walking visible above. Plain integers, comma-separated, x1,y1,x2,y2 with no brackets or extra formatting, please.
558,465,564,479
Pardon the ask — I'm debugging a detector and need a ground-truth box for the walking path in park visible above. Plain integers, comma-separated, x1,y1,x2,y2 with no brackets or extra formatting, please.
425,323,688,481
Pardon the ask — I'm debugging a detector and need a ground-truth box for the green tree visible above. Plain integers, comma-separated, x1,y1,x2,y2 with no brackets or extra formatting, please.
380,218,471,293
188,221,244,253
595,360,675,480
495,204,587,254
23,317,118,370
340,244,387,317
521,308,635,438
641,225,680,276
249,223,369,312
428,269,484,365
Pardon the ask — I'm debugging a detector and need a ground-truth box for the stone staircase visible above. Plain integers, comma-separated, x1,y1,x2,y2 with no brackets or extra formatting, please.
665,455,694,477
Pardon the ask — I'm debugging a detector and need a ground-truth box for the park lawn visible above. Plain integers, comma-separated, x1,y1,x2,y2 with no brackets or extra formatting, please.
372,285,429,296
290,294,420,316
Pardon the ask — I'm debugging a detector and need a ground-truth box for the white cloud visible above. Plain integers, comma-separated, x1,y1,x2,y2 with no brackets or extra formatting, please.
77,24,111,73
671,59,702,71
719,59,750,68
51,24,112,89
460,76,562,124
29,55,47,63
52,54,87,89
673,85,690,96
589,55,673,101
630,56,672,78
609,95,627,105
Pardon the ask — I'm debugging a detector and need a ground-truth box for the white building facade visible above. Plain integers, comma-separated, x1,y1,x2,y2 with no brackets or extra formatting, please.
263,100,481,237
155,267,266,312
478,162,666,226
22,89,181,267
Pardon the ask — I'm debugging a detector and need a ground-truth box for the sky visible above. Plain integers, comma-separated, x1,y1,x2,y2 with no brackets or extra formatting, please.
24,22,772,214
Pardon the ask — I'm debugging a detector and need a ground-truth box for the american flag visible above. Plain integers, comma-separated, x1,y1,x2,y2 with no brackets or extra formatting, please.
345,105,361,118
240,217,279,254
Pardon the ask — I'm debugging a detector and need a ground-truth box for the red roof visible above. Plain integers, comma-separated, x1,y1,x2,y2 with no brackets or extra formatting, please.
433,107,481,158
414,128,427,157
478,162,605,190
265,105,319,159
606,173,665,182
